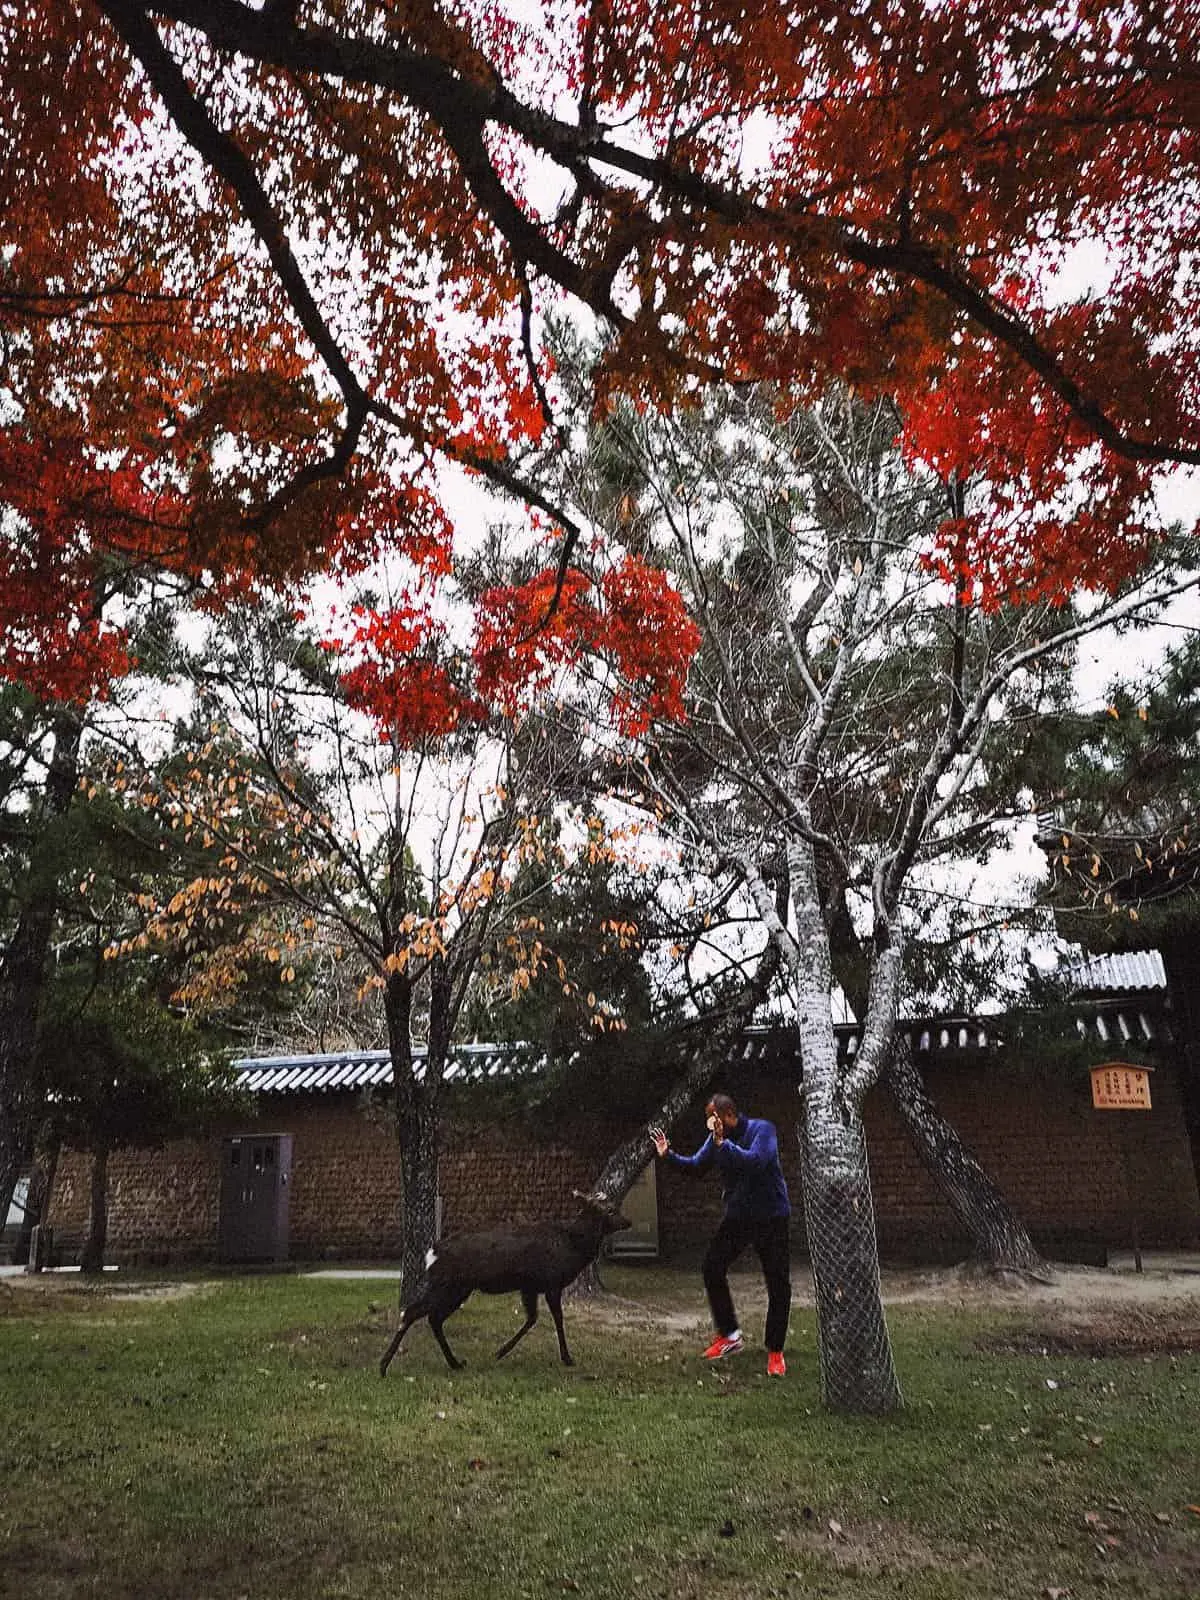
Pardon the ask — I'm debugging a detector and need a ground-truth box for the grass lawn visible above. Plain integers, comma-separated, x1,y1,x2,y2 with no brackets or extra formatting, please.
0,1265,1197,1599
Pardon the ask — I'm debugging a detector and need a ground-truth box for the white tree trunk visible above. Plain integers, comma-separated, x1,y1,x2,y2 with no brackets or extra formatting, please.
787,837,902,1413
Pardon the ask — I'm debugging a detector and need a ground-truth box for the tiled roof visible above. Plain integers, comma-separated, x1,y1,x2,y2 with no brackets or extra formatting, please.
1066,949,1167,994
234,1002,1168,1095
234,1043,541,1095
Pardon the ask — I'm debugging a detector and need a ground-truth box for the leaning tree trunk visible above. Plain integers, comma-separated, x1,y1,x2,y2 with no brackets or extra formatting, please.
569,946,783,1299
80,1146,109,1275
831,891,1048,1277
885,1036,1053,1278
788,840,901,1414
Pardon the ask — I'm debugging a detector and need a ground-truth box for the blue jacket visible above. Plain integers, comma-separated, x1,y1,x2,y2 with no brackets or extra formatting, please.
667,1115,790,1220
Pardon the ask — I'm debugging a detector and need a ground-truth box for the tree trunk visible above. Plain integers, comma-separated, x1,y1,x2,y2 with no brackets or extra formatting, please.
787,836,902,1414
14,1137,59,1266
885,1036,1053,1278
831,897,1051,1279
0,712,82,1232
798,1101,901,1413
0,1144,21,1257
1160,937,1200,1199
395,1091,440,1298
384,975,442,1300
80,1145,109,1275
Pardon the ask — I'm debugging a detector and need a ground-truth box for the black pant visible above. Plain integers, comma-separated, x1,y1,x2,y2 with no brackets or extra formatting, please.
702,1214,791,1352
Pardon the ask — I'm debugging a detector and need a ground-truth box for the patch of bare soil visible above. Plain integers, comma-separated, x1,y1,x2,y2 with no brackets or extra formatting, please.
662,1512,983,1597
978,1301,1200,1358
109,1281,215,1303
879,1260,1200,1312
0,1275,213,1315
591,1262,1200,1349
777,1511,985,1579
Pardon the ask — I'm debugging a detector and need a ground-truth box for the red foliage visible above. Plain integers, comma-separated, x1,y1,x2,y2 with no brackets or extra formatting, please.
0,431,173,701
474,567,600,715
4,1,1198,704
473,557,699,734
335,603,482,742
596,557,702,734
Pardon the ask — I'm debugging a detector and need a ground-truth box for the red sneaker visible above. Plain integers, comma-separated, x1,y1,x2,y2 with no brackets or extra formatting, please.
702,1332,744,1361
766,1352,786,1377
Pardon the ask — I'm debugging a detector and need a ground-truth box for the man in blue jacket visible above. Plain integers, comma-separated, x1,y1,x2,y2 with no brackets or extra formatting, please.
651,1093,790,1376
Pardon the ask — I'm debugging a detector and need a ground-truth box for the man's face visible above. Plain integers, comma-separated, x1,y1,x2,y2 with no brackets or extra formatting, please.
706,1102,737,1131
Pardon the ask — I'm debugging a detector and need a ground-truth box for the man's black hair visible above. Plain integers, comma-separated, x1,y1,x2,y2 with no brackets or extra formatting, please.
708,1093,737,1117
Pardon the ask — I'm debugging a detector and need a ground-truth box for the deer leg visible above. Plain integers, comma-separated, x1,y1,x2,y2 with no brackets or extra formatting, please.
428,1285,472,1369
495,1289,539,1360
545,1288,573,1366
380,1294,430,1376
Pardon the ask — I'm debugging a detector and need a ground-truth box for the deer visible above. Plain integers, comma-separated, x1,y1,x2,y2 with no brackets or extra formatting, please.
380,1190,631,1373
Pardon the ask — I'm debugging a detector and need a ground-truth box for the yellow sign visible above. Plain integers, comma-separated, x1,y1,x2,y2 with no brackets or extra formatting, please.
1090,1063,1154,1111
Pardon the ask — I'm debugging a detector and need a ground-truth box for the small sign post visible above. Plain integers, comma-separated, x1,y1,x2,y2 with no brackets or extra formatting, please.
1090,1063,1154,1272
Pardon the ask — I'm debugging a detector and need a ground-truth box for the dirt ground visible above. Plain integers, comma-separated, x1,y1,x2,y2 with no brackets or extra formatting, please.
880,1261,1200,1355
600,1259,1200,1357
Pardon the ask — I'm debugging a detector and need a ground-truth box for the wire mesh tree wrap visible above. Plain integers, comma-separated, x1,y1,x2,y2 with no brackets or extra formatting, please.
797,1106,902,1415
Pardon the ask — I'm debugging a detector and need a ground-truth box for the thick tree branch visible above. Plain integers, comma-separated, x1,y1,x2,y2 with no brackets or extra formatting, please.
130,1,1200,470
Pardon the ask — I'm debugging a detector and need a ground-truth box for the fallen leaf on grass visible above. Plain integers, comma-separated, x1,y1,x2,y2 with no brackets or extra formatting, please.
827,1520,845,1541
1044,1588,1070,1599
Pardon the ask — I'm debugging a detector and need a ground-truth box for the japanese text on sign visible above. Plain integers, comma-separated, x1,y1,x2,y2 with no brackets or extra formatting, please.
1090,1063,1153,1111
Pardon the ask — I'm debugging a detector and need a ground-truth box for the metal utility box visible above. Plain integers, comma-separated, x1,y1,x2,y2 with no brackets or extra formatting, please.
218,1134,293,1263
